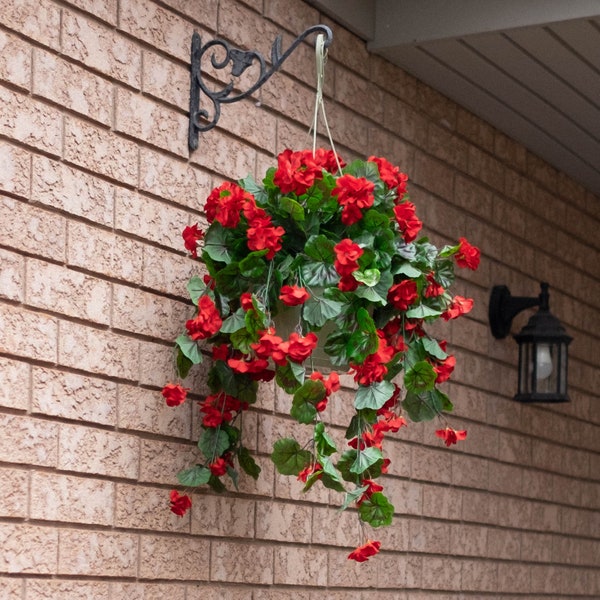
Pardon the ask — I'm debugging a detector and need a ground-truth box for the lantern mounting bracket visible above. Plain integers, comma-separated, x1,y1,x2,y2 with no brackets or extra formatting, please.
489,283,548,339
188,24,333,152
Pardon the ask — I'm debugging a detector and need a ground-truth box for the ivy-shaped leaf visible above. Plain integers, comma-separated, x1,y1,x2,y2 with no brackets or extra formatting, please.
177,465,211,487
404,360,437,393
279,196,305,222
275,363,303,394
291,379,325,424
336,449,358,482
406,304,443,319
186,276,206,305
354,380,396,410
358,491,394,527
402,390,437,422
176,348,193,379
271,438,312,476
303,295,345,328
350,446,383,475
314,422,337,458
422,337,448,360
319,456,346,492
199,427,230,461
340,485,369,511
175,334,203,364
220,308,247,333
203,224,234,263
238,446,261,480
304,234,335,262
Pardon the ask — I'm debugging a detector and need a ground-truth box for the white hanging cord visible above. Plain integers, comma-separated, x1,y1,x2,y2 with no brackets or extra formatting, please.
311,34,343,174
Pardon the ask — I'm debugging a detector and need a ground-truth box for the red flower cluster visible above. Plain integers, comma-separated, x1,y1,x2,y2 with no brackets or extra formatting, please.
169,490,191,517
455,237,480,270
334,239,363,291
273,148,343,195
348,539,381,562
182,224,203,257
297,462,323,483
435,426,467,446
333,174,375,225
200,393,247,427
351,333,395,386
433,354,456,383
251,330,318,365
309,371,340,411
205,182,253,228
424,273,444,298
279,285,310,306
185,295,222,340
387,279,418,311
442,295,474,320
368,155,408,199
161,383,190,407
393,202,422,243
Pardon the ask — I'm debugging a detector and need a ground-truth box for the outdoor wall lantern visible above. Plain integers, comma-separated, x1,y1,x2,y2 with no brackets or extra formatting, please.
188,24,333,152
489,282,572,403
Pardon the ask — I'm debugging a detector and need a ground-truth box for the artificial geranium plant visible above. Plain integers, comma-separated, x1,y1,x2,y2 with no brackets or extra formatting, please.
162,148,479,561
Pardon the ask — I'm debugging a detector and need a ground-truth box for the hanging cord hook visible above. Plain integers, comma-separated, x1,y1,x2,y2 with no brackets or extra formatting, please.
310,34,343,173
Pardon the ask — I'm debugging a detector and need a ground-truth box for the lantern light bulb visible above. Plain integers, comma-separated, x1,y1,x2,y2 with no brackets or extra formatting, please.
536,344,553,380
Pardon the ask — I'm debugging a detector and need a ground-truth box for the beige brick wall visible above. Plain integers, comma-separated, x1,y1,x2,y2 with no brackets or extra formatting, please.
0,0,598,597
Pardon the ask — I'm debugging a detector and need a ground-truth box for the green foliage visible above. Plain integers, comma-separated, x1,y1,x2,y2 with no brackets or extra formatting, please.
358,492,394,527
177,465,211,487
271,438,312,476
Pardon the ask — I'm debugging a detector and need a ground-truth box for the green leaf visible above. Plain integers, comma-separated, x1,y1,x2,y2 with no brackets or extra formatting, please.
404,360,437,393
314,422,337,457
187,276,206,305
304,234,335,262
207,474,226,493
353,269,380,287
226,466,239,490
336,449,358,482
199,427,230,460
354,380,396,410
347,308,379,362
177,465,211,487
175,334,203,364
406,304,443,319
279,196,305,222
439,243,460,258
238,447,261,479
203,224,234,263
422,338,448,360
239,173,268,203
345,410,377,439
220,308,247,333
402,390,437,422
291,380,326,424
354,270,393,304
176,348,193,379
319,456,346,492
340,485,369,511
239,251,268,279
358,492,394,527
230,327,255,353
300,261,339,287
303,296,345,328
275,363,303,394
350,446,384,475
271,438,312,476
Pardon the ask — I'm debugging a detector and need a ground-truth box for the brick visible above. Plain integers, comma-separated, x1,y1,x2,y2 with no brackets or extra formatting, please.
139,148,212,209
192,495,255,538
460,559,498,592
0,142,31,199
139,438,198,485
452,454,489,489
25,258,112,325
411,445,452,484
0,87,62,156
117,383,191,438
115,88,188,157
58,321,139,381
311,505,362,547
115,187,195,250
110,583,185,600
26,580,111,600
409,518,450,554
1,196,66,262
383,96,429,148
370,57,417,105
67,222,144,285
118,0,195,62
417,82,458,129
160,0,218,29
0,524,58,574
62,10,141,87
253,591,305,600
496,497,531,529
112,284,186,340
498,562,530,593
421,483,462,520
254,500,310,543
31,155,115,225
456,107,495,151
30,471,114,526
64,0,117,24
334,64,384,124
0,356,30,410
64,118,139,186
326,546,380,588
32,368,114,426
115,483,190,533
273,545,328,586
211,541,273,584
0,248,24,302
421,556,463,590
58,423,139,478
142,50,188,110
0,577,21,599
530,564,564,594
237,454,275,498
58,529,138,577
468,146,506,193
142,245,199,297
33,49,113,125
427,123,470,171
0,466,28,518
461,490,498,524
261,74,315,129
1,0,61,50
521,531,553,563
0,303,58,364
139,534,210,580
0,30,31,90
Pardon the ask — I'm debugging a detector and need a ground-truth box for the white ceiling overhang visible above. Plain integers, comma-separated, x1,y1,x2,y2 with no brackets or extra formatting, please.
308,0,600,195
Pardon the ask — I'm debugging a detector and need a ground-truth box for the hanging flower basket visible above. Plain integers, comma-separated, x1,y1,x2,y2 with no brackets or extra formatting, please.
162,148,480,561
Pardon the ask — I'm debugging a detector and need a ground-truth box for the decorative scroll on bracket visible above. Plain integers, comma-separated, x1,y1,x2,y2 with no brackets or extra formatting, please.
188,24,333,152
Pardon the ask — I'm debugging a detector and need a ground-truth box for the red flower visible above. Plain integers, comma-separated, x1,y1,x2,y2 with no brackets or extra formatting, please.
387,280,418,311
182,224,203,257
352,334,395,386
204,182,253,228
251,331,287,366
424,273,444,298
281,332,318,363
279,285,310,306
393,202,422,243
273,149,322,195
338,274,359,292
211,344,229,361
442,295,474,320
334,239,363,276
312,148,344,173
368,155,408,198
247,219,285,260
435,426,467,446
161,383,190,407
455,237,480,270
433,354,456,383
209,457,228,476
169,490,192,517
333,174,375,225
297,462,322,482
348,539,381,562
357,479,384,505
185,295,222,340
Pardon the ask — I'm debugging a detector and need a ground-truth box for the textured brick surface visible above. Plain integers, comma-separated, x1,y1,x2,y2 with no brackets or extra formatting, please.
0,248,24,302
139,534,210,580
1,0,60,49
0,524,58,574
0,30,32,90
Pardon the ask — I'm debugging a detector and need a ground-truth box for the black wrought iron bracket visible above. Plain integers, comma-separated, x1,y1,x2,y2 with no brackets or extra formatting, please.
188,24,333,152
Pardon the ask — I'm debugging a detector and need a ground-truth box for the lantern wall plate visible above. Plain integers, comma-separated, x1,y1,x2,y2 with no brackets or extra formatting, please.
188,24,333,152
